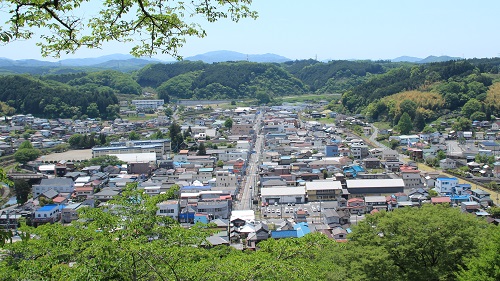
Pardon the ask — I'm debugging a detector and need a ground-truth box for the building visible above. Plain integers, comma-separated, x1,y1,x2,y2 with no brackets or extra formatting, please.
351,144,369,159
61,203,83,223
216,170,238,188
305,181,342,201
156,200,180,221
231,123,254,135
434,177,459,196
400,166,423,189
92,139,171,159
470,189,493,206
197,200,232,219
260,186,306,205
34,204,61,224
345,179,405,196
131,100,165,110
324,144,339,157
364,196,388,211
32,178,75,198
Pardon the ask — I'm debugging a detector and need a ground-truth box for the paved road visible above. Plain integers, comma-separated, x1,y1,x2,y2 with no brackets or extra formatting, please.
236,110,264,210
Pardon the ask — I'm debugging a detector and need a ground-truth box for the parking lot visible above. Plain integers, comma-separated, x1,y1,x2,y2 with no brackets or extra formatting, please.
260,202,325,218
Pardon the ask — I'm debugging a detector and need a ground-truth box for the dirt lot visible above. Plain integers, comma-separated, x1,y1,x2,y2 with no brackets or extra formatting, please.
38,149,93,162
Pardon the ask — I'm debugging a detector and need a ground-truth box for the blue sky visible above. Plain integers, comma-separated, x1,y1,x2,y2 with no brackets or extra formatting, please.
1,0,500,61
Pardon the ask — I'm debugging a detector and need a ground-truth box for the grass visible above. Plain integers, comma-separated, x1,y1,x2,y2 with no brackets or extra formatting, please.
281,93,341,103
373,122,392,130
120,113,158,121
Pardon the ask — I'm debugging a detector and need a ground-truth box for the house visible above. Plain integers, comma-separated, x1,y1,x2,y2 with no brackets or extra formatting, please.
381,149,399,161
197,200,232,219
439,158,456,170
324,144,339,157
470,189,493,206
247,223,270,249
94,188,120,201
347,197,365,214
61,203,83,223
400,166,423,189
460,201,481,213
364,195,388,211
322,209,349,227
331,227,348,242
363,157,381,169
430,197,451,205
350,144,369,159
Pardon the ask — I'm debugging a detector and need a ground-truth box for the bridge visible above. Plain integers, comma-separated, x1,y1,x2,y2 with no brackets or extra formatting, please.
7,173,47,181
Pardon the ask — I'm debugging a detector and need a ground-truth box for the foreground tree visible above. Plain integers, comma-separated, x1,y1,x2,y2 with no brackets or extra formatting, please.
0,0,257,58
349,205,487,281
458,226,500,281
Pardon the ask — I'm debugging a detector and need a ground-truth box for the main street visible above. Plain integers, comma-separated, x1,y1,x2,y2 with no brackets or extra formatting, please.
236,109,264,210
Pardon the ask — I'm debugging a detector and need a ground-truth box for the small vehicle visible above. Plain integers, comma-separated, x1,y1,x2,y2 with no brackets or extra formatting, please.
285,207,289,213
274,202,278,206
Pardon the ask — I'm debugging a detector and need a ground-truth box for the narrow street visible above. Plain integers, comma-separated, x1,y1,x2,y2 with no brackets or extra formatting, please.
235,110,264,210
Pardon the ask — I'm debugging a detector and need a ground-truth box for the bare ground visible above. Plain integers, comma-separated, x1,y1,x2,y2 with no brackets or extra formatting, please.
38,149,93,162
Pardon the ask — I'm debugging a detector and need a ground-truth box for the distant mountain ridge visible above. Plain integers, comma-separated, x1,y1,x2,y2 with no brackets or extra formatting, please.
184,50,291,63
392,55,462,63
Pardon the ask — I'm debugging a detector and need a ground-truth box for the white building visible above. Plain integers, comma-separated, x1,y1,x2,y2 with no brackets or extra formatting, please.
216,170,238,188
400,168,423,189
131,100,165,110
156,200,179,221
34,204,60,224
32,178,75,198
434,177,459,196
260,186,306,204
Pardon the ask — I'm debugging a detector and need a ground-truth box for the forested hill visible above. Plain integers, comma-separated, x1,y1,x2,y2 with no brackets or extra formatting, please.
1,58,500,120
340,59,500,130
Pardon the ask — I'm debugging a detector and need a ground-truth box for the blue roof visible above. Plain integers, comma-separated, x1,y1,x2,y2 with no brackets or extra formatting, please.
352,165,364,172
38,204,59,211
437,177,457,181
271,230,297,239
198,168,214,172
482,141,499,146
294,222,311,238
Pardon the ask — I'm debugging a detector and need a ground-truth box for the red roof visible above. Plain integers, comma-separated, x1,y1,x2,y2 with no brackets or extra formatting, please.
348,198,364,203
431,197,451,204
52,196,66,203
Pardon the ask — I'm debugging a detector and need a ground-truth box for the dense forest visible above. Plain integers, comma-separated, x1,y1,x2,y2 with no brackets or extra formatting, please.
1,58,500,122
1,185,498,281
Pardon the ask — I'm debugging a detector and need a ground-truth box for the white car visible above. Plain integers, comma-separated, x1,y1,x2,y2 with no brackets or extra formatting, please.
285,207,289,213
276,209,281,214
312,206,317,212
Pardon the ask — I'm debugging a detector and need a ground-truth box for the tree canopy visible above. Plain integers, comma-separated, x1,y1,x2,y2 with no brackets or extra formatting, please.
0,0,257,58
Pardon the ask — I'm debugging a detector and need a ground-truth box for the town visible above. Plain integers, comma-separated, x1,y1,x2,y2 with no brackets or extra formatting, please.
1,99,499,248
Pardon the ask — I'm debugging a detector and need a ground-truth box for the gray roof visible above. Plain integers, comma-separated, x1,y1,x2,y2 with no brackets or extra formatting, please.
39,178,74,187
94,188,120,196
41,189,59,199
